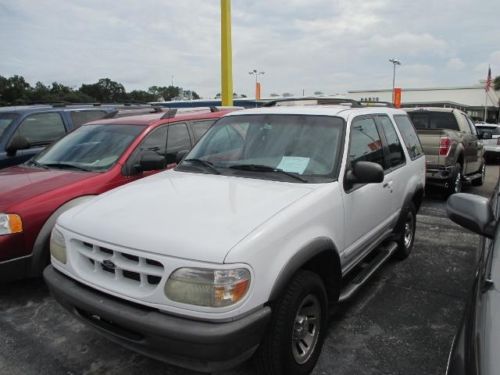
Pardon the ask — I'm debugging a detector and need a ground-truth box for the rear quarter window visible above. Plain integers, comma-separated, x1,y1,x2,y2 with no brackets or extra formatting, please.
393,115,423,160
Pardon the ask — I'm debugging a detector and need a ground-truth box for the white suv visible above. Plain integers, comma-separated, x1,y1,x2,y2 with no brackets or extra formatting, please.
44,105,425,375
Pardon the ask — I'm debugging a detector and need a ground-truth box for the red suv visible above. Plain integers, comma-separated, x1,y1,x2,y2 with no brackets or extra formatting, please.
0,108,233,281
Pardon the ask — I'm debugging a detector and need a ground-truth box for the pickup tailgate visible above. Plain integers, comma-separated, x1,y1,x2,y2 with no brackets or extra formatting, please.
417,129,456,165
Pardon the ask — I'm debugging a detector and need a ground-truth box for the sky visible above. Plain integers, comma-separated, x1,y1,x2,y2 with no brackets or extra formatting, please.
1,0,499,98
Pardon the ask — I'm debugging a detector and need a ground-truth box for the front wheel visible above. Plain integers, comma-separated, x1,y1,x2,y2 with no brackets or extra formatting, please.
445,163,462,197
471,162,485,186
255,271,327,375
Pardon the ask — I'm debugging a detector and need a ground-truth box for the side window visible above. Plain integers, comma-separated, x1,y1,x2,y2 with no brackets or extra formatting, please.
70,110,107,128
393,115,423,160
16,112,66,146
190,120,216,142
349,117,385,168
462,114,477,136
138,126,168,156
377,115,405,168
166,123,191,163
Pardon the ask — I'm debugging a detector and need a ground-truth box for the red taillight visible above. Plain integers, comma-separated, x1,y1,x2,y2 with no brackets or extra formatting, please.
439,137,451,156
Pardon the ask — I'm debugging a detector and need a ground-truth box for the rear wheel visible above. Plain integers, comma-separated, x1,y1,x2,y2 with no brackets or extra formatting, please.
255,271,327,375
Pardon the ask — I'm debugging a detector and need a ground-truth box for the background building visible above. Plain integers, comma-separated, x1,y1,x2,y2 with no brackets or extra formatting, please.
345,85,500,123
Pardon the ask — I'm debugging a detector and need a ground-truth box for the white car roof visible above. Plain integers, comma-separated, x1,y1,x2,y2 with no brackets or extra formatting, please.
225,105,408,120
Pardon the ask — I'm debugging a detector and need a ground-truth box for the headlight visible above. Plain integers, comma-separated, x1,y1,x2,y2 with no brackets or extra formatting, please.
165,267,250,307
50,228,67,264
0,214,23,236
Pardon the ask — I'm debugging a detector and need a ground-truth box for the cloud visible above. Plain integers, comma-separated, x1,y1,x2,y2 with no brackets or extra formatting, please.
446,58,466,70
0,0,499,97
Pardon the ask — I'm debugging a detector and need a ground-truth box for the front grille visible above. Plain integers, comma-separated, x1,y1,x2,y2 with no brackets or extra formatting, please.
72,239,165,290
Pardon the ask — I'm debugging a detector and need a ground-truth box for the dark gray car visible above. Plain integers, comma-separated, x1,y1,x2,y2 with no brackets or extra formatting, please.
446,184,500,375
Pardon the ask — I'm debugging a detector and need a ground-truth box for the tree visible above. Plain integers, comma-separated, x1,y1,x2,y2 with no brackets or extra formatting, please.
127,90,156,103
1,75,31,104
80,78,126,102
494,76,500,91
282,92,293,97
314,91,324,96
269,93,280,97
148,85,181,101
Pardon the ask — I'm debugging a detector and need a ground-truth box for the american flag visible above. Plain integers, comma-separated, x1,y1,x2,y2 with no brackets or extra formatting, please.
485,66,492,91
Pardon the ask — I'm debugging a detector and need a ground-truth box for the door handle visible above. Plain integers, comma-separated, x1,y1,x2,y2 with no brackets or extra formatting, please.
383,181,393,188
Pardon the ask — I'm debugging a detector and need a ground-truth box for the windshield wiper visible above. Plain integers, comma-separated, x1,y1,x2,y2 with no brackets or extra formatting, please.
182,158,220,175
43,163,93,172
229,164,308,182
25,160,49,169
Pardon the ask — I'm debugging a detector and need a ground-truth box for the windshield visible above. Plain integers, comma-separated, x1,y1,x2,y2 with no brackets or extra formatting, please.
0,113,19,139
32,124,143,172
178,114,345,183
476,125,500,136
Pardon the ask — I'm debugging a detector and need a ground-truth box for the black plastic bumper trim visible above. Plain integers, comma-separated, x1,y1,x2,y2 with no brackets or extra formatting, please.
43,265,271,372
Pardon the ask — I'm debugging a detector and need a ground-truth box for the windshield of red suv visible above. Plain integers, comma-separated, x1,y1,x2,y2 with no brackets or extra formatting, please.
179,114,345,183
30,124,143,172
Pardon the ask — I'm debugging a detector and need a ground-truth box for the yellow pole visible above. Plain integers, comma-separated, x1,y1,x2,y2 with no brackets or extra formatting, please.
221,0,233,106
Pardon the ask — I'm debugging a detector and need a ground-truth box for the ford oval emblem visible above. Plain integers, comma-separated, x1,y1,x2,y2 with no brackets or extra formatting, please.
102,259,116,270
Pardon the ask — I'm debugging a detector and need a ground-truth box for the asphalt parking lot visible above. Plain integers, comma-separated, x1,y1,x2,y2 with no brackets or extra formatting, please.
1,165,498,375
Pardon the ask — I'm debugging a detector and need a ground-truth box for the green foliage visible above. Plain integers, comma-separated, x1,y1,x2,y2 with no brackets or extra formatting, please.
0,75,202,105
494,76,500,91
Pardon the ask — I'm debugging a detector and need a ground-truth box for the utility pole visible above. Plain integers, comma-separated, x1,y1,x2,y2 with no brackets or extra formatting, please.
221,0,233,106
249,69,264,99
389,58,401,104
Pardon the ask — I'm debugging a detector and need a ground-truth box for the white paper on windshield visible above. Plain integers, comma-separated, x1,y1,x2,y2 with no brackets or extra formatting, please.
276,156,310,174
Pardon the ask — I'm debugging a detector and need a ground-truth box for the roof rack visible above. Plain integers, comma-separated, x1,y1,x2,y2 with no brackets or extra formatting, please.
263,97,363,108
359,101,395,108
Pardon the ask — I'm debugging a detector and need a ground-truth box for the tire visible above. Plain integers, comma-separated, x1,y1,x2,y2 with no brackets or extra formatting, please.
471,162,485,186
445,163,462,197
393,202,416,260
255,270,328,375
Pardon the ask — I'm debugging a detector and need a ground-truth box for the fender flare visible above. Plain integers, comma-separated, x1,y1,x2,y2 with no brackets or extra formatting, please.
29,195,97,276
268,237,342,302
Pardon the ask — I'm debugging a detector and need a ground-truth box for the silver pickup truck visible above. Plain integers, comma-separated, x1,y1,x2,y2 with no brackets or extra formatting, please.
405,107,486,196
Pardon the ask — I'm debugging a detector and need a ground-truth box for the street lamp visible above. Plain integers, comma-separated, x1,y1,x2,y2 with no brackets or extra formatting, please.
249,69,265,99
389,58,401,103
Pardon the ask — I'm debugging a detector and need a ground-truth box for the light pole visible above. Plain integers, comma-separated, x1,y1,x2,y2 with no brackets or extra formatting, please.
389,58,401,103
249,69,264,99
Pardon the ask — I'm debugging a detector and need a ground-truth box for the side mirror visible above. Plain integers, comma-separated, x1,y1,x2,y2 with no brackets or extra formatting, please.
345,161,384,188
176,150,189,164
480,131,492,140
447,193,496,238
136,150,166,172
6,135,30,156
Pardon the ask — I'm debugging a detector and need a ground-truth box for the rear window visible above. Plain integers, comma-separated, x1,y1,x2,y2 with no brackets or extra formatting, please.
408,112,459,131
476,125,500,136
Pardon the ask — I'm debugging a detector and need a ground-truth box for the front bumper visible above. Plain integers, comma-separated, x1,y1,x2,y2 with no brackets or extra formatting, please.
43,266,271,372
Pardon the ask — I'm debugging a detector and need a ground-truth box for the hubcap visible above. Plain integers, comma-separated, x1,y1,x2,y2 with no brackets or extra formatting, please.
292,294,321,364
404,212,414,248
